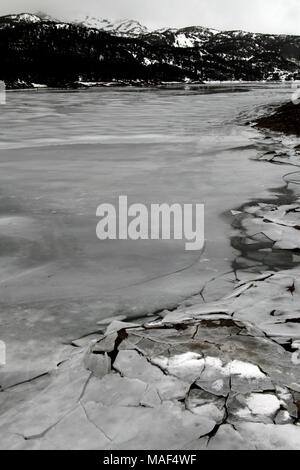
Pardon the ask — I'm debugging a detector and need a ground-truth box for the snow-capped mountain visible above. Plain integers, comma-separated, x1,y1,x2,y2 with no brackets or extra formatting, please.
154,26,220,48
1,13,149,37
0,12,300,88
2,13,41,23
73,16,149,36
0,13,217,43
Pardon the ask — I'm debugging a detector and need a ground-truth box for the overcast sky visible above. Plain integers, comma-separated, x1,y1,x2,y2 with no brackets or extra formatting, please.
0,0,299,34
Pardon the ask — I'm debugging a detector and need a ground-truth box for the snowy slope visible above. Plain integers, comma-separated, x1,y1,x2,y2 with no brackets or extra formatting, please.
3,13,42,23
73,16,148,36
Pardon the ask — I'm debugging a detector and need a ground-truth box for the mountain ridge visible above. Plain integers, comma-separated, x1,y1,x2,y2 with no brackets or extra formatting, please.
72,16,149,36
3,12,299,38
0,12,300,88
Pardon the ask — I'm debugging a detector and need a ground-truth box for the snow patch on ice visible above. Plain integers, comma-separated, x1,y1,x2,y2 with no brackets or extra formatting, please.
226,360,266,379
246,393,281,416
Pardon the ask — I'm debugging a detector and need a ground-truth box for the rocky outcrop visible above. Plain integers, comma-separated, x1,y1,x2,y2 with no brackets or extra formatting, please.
256,102,300,137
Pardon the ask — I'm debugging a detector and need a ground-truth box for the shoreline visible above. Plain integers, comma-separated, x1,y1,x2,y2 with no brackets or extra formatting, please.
4,79,296,92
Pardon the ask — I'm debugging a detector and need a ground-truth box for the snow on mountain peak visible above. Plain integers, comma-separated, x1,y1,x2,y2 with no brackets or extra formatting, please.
113,19,149,36
73,16,148,36
4,13,42,23
0,13,221,47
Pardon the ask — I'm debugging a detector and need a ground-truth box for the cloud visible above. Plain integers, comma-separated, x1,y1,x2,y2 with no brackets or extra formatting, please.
0,0,299,34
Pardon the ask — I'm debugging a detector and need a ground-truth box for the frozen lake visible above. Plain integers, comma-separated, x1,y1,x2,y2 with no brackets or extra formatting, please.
0,83,295,385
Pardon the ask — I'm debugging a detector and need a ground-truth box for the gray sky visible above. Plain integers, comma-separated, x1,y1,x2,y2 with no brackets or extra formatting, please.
0,0,299,34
